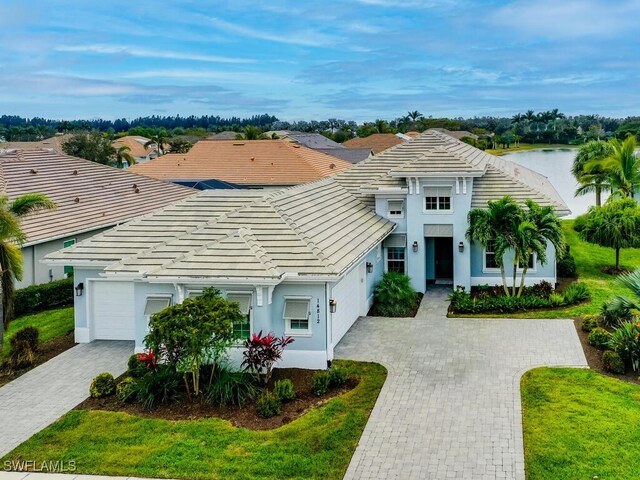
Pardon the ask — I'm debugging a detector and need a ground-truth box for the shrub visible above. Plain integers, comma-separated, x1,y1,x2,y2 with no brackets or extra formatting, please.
549,293,564,307
573,214,588,233
557,250,578,278
602,350,626,374
562,283,590,304
116,377,137,403
256,391,282,418
242,331,294,385
581,315,600,332
588,327,612,349
127,354,147,378
205,366,258,407
273,379,296,402
14,277,74,317
6,326,40,370
133,365,182,409
526,281,554,299
371,272,419,317
608,322,640,371
601,301,634,328
312,370,331,396
89,372,116,398
328,366,349,387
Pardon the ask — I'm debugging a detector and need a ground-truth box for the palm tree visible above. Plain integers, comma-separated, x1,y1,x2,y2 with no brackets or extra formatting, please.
407,111,423,122
0,194,56,351
467,196,521,296
114,145,136,168
236,125,263,140
590,136,640,199
515,200,566,296
572,140,613,207
144,130,169,156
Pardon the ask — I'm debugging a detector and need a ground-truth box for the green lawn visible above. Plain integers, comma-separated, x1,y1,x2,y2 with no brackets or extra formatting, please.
486,143,577,156
522,367,640,479
1,307,74,360
2,360,386,480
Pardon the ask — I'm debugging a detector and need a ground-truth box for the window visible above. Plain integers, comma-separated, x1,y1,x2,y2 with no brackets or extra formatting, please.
144,296,171,316
424,187,452,211
283,298,311,335
518,254,535,270
227,293,252,340
387,199,404,218
187,290,203,298
485,240,499,270
63,239,75,276
387,247,406,274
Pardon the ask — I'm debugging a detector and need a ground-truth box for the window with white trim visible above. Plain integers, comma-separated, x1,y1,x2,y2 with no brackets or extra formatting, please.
227,292,252,340
144,296,171,316
386,247,405,274
484,240,499,270
424,186,452,211
387,199,405,218
518,254,535,270
283,298,311,335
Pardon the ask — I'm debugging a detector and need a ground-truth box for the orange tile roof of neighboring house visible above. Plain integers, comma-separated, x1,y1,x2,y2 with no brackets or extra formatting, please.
342,134,405,154
112,135,155,158
0,150,195,246
405,131,421,138
128,140,353,185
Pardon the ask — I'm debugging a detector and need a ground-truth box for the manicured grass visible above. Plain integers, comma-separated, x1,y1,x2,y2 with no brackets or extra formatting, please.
1,307,74,360
2,360,386,480
522,367,640,479
486,143,577,156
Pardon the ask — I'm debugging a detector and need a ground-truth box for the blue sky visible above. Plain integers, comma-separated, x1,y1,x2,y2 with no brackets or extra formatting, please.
1,0,639,121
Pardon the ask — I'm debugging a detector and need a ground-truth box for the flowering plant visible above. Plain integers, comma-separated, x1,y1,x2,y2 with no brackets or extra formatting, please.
241,331,294,384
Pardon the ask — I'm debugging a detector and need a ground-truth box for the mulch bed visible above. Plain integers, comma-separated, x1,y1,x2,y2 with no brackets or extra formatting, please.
601,266,632,276
573,318,639,385
77,367,359,430
0,332,76,387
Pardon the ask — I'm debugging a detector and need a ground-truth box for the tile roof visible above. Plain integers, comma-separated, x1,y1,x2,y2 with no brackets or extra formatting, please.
280,132,344,149
112,136,155,158
0,134,72,154
46,179,395,281
127,140,353,186
431,128,479,140
0,150,196,246
343,133,405,154
315,147,371,164
206,131,239,140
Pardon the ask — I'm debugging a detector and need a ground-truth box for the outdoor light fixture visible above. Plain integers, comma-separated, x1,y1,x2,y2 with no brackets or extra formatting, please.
458,241,464,252
75,282,84,296
412,240,419,252
366,261,373,273
329,299,337,313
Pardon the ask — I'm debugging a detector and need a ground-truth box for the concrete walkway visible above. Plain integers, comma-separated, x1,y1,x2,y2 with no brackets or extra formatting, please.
0,341,132,457
335,287,588,480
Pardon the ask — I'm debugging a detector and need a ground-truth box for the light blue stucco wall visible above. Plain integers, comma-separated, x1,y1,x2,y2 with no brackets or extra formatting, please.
364,243,385,306
71,268,103,331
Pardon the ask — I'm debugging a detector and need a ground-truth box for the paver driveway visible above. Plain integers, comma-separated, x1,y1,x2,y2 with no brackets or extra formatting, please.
0,341,132,457
335,287,588,480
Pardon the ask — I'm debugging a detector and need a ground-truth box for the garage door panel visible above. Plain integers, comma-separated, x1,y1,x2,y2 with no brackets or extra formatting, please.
331,262,367,346
92,281,135,340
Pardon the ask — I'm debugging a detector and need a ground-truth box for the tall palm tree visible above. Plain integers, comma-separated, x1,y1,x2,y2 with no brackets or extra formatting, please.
0,194,56,351
589,136,640,199
467,196,521,296
407,110,423,122
572,140,613,207
114,145,136,168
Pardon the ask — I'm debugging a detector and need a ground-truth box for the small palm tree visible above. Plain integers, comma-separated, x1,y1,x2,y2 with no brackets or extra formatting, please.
572,140,613,207
0,194,56,351
590,136,640,199
114,145,136,168
144,130,169,157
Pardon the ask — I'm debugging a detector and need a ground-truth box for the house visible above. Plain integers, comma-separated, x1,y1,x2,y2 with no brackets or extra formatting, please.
127,139,354,188
266,131,372,164
0,149,195,287
207,131,239,140
343,133,405,154
45,130,568,368
112,136,160,164
0,134,72,154
431,128,479,141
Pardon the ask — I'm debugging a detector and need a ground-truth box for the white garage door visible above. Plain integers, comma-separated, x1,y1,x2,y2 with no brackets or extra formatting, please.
331,262,368,346
91,281,135,340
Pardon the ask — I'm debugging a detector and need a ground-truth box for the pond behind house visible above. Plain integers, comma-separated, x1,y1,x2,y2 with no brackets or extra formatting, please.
502,148,606,218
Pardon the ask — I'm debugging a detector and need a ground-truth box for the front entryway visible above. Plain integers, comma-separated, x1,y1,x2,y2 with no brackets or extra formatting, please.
433,237,453,283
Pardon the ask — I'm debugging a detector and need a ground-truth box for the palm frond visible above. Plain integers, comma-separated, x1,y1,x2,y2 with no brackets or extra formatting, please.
10,193,57,217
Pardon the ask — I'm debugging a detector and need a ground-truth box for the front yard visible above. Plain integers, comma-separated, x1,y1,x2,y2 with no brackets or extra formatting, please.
522,367,640,479
2,360,386,480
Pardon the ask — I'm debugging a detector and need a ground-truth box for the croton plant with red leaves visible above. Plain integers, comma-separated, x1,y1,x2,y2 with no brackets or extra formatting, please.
136,349,157,369
241,331,294,384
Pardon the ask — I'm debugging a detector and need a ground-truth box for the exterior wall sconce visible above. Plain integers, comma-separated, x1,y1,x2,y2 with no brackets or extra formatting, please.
412,241,419,252
366,262,373,273
75,282,84,296
458,241,464,252
329,299,337,313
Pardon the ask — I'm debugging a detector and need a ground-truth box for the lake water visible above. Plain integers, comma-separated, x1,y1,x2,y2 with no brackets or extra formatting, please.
501,148,606,218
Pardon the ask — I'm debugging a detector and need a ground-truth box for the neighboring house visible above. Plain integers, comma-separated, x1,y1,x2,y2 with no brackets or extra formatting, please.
431,128,479,141
0,149,195,288
268,131,371,164
128,139,353,188
343,133,405,154
207,131,239,140
0,134,72,154
112,136,160,164
314,148,372,164
45,130,568,368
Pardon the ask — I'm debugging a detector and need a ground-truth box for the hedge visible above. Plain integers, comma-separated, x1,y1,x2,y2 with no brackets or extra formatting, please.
14,277,74,317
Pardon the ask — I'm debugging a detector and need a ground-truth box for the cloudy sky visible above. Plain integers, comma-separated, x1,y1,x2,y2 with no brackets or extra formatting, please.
1,0,639,121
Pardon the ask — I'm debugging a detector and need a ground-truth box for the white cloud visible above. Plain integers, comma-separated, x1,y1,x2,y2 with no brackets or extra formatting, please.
56,44,254,64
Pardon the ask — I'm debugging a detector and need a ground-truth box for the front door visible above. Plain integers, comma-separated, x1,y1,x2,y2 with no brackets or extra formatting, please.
434,237,454,280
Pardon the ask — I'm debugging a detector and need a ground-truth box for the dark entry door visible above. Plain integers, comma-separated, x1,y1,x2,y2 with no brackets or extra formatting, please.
434,237,454,279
